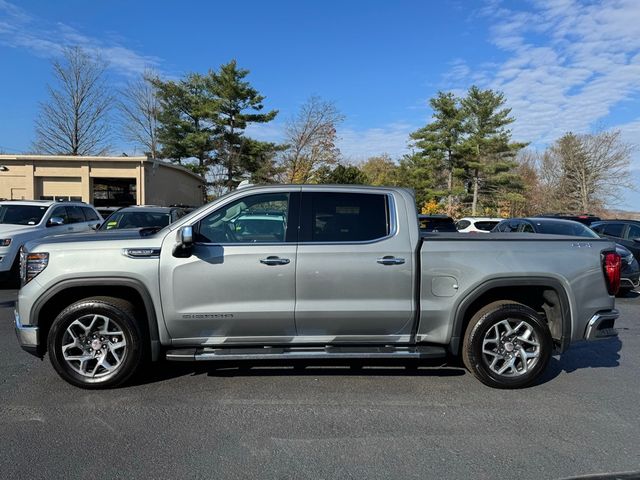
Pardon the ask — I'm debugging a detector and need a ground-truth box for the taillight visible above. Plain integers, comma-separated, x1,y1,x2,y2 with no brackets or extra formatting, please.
603,252,621,295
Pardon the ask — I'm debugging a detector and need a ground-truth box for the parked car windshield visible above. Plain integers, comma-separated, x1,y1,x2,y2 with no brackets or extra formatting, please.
533,220,599,238
100,211,171,230
0,204,49,225
474,221,500,231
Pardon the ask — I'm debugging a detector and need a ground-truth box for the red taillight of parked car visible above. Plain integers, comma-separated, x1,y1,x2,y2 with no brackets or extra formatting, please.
603,252,621,295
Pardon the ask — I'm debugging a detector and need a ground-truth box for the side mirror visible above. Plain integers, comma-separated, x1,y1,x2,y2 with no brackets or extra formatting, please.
91,223,102,230
633,237,640,244
47,217,65,227
173,225,194,258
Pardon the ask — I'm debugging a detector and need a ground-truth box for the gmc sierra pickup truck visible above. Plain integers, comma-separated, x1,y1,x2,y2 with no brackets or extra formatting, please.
14,185,621,389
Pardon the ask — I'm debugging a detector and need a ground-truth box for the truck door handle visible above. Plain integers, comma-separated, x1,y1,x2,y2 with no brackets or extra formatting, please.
377,256,405,265
260,256,290,266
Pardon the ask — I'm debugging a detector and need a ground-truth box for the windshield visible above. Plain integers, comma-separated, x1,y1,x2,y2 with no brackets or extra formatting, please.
100,211,171,230
474,221,500,231
0,204,49,225
534,220,600,238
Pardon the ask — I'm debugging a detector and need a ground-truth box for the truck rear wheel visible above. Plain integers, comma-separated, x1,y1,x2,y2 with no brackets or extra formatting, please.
48,297,145,389
462,301,552,389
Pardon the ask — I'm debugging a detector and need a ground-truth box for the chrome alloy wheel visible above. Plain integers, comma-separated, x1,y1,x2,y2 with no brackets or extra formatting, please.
481,319,541,377
61,314,127,378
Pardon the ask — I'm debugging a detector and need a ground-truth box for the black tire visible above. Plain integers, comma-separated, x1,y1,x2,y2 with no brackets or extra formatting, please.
462,301,552,389
48,296,145,389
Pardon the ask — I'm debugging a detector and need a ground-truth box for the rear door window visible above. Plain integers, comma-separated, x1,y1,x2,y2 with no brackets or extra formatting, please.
602,223,625,238
626,224,640,240
301,192,390,242
83,207,100,221
65,206,86,224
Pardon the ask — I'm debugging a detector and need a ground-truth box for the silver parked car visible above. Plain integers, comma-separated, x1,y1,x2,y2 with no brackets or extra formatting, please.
0,200,102,285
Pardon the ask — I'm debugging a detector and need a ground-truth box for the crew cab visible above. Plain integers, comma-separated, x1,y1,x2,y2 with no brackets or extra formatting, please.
14,185,621,389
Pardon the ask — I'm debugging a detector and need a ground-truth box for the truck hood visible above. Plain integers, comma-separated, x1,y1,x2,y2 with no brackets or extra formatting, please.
25,228,167,251
0,224,40,237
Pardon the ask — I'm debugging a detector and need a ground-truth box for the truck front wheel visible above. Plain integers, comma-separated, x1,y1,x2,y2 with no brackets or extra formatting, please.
48,297,145,389
462,301,552,389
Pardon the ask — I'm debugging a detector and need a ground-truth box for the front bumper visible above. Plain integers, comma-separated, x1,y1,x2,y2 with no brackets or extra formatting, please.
14,309,41,357
584,309,619,340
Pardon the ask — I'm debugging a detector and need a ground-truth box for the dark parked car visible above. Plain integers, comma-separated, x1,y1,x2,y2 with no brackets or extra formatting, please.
418,214,457,233
538,213,601,226
99,206,186,231
95,206,124,219
590,220,640,263
493,217,639,294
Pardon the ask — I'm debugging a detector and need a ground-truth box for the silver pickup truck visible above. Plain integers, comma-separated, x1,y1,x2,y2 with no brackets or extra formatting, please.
14,185,621,389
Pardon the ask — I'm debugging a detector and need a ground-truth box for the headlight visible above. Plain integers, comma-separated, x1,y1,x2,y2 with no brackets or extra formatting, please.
21,252,49,285
0,238,11,247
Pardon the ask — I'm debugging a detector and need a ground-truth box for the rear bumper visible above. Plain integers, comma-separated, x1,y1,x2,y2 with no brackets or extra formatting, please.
620,276,640,289
584,310,619,340
14,309,41,357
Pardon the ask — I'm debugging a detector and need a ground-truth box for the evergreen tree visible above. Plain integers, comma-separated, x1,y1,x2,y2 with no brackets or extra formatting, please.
409,92,465,213
459,86,526,215
316,164,369,184
153,60,280,187
153,73,216,174
207,60,279,188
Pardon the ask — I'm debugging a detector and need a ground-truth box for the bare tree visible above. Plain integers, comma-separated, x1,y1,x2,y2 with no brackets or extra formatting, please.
33,46,112,155
545,130,633,212
279,96,344,183
118,70,160,158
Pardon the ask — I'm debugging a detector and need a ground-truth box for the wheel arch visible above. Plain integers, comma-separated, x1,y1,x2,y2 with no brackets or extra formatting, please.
448,277,572,356
32,277,161,361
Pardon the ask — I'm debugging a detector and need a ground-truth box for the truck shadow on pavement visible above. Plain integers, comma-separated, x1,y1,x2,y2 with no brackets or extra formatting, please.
139,359,467,385
537,336,622,385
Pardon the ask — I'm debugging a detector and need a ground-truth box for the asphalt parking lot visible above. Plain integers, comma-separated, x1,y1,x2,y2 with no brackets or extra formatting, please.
0,289,639,479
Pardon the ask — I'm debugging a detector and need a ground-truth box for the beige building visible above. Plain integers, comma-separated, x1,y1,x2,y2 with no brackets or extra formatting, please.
0,155,205,206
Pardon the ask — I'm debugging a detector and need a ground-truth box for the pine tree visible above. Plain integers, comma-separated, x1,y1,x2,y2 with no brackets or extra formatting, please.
459,86,526,215
409,92,465,214
207,60,279,188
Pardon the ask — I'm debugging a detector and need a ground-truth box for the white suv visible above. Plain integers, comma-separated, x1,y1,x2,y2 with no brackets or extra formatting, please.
0,200,102,285
456,217,503,233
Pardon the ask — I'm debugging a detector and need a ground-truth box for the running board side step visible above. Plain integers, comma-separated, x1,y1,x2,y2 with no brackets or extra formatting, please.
165,345,447,362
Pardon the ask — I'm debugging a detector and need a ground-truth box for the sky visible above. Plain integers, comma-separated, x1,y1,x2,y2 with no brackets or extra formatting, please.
0,0,639,209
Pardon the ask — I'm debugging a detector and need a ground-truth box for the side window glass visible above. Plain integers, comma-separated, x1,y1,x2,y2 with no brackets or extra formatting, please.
83,207,99,221
626,224,640,240
305,192,389,242
66,206,85,224
456,220,471,230
49,206,68,224
196,193,290,244
519,223,534,233
505,221,519,232
603,223,624,238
